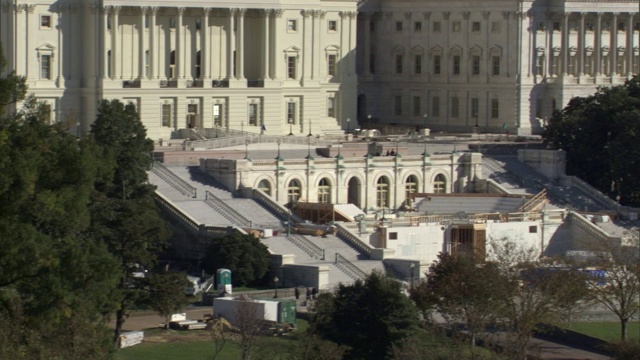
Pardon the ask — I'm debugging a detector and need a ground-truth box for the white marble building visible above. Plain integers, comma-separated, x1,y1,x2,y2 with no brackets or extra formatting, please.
357,0,640,135
0,0,358,139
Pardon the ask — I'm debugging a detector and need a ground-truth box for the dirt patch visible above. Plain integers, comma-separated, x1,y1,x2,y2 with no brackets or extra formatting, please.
142,329,212,344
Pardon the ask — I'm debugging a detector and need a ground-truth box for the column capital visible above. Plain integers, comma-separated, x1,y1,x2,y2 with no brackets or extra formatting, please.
273,9,284,18
482,11,490,20
203,8,212,16
303,9,314,18
112,6,121,15
595,12,603,19
423,12,431,21
263,8,272,18
177,7,186,16
140,6,149,15
101,6,111,15
502,11,510,20
563,12,572,19
26,4,35,13
462,12,470,20
443,12,451,20
149,7,159,15
404,12,412,21
237,8,247,17
314,10,325,19
229,8,238,17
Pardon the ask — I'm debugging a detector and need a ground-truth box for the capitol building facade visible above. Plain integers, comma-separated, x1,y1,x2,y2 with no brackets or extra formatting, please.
0,0,358,139
357,0,640,135
1,0,639,137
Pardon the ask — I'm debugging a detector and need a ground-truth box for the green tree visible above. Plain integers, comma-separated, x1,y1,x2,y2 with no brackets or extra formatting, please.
146,271,190,327
202,231,271,286
411,253,504,357
0,42,27,114
309,271,420,360
88,99,171,346
544,76,640,206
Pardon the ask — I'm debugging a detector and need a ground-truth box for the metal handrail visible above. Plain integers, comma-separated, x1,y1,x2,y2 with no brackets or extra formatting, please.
335,253,367,281
151,161,197,198
204,191,252,227
289,234,325,260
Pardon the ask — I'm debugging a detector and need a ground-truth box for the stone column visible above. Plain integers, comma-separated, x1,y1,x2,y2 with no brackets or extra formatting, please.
56,6,64,86
263,9,271,80
349,11,357,77
227,9,236,80
139,7,148,80
363,13,371,76
561,12,569,76
25,5,35,79
578,13,585,77
177,7,185,79
102,6,110,79
610,13,618,77
112,6,121,79
150,7,158,79
626,13,634,76
312,10,323,80
236,9,246,80
202,8,210,82
302,10,313,82
272,9,283,80
340,11,349,80
595,13,602,77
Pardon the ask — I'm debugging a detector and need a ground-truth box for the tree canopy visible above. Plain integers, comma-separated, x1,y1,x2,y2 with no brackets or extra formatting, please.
544,76,640,206
201,231,271,287
310,271,420,360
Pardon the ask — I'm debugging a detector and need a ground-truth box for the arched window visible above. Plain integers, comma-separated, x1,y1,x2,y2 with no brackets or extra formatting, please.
287,179,301,204
434,174,446,193
317,178,331,203
405,175,418,200
257,179,271,196
376,176,390,208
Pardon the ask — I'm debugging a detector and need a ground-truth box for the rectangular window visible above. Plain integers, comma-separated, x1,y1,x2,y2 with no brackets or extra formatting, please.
395,54,403,74
452,21,461,32
414,21,422,32
471,98,479,118
491,99,499,118
553,21,560,31
287,102,296,124
492,56,501,75
536,55,544,76
453,55,461,75
162,104,172,127
434,55,441,74
414,55,422,74
396,21,403,32
328,20,337,32
213,104,223,126
170,18,176,29
327,97,336,118
287,56,296,79
40,15,51,29
288,19,297,32
42,104,52,124
412,96,421,116
328,54,337,76
389,232,398,240
472,56,480,75
471,21,481,32
432,97,440,117
537,22,545,31
195,19,201,30
41,55,51,79
451,97,459,118
529,226,537,233
491,21,501,33
433,21,441,32
248,103,258,126
394,95,402,116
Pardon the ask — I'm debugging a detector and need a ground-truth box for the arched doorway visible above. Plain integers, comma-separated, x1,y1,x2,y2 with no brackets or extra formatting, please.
376,176,390,208
405,175,418,203
287,179,302,203
257,179,271,196
317,178,331,203
434,174,447,193
347,177,361,208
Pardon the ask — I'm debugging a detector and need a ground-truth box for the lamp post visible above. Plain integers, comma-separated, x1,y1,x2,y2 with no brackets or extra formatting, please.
245,138,250,159
423,113,428,130
287,210,292,236
277,139,281,159
273,276,279,298
347,117,351,134
288,118,294,136
241,121,244,133
307,118,313,137
474,115,479,128
395,138,400,156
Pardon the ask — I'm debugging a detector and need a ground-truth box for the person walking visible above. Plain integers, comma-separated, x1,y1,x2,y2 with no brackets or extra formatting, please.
306,288,311,302
294,287,300,300
311,287,318,301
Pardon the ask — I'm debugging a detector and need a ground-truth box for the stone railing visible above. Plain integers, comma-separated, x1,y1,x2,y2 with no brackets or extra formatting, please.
519,189,547,212
204,191,251,227
567,176,616,211
568,211,618,243
289,234,325,260
335,253,367,281
123,80,140,88
212,80,229,88
159,80,177,88
186,80,203,88
185,133,328,151
151,161,197,198
334,222,374,258
486,179,511,195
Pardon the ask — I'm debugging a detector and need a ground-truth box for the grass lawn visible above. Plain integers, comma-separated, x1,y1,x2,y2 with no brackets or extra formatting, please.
114,320,309,360
564,321,640,342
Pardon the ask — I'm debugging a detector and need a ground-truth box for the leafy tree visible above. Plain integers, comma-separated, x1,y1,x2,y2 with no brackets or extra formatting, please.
0,42,27,114
584,230,640,341
544,76,640,206
410,253,504,356
88,99,171,346
146,271,190,327
202,231,271,286
309,271,420,360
